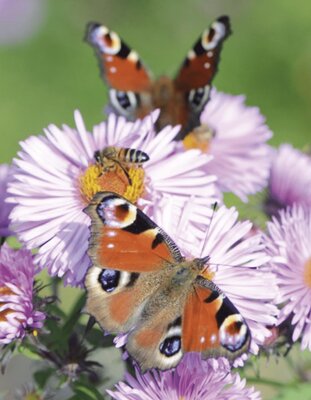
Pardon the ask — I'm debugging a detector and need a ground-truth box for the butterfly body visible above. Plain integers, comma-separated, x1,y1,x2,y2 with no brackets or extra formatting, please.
133,76,189,131
84,192,250,371
86,17,231,139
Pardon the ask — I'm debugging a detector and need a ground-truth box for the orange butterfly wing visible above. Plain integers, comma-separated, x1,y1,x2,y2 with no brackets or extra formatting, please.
174,16,231,92
85,191,183,272
84,192,182,334
86,23,152,92
182,276,250,360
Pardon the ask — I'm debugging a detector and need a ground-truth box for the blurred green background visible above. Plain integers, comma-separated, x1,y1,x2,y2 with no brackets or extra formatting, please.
0,1,311,399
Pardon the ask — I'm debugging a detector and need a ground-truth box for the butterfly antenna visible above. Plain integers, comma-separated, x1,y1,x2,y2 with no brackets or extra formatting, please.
199,202,218,258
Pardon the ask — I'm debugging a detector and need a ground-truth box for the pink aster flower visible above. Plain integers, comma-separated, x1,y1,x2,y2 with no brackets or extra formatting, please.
265,205,311,350
8,111,218,286
0,243,45,344
182,89,273,202
0,164,13,238
157,204,278,358
107,355,261,400
264,144,311,217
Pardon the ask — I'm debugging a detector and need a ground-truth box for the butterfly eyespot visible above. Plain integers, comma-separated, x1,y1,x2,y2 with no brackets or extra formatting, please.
98,269,120,292
109,89,138,117
87,24,122,55
159,336,181,357
219,315,249,352
188,86,210,111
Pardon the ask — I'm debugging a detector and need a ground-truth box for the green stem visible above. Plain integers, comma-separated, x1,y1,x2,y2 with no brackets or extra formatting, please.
245,376,297,389
51,276,60,298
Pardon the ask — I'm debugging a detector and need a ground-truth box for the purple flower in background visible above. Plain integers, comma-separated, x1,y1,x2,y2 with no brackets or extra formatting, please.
108,355,261,400
264,144,311,217
0,0,47,45
0,244,45,344
0,164,13,238
8,111,218,286
182,89,273,202
266,205,311,350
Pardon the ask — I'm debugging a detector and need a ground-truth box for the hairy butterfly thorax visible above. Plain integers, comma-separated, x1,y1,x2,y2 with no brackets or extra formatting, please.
84,192,250,372
85,16,231,140
79,146,149,205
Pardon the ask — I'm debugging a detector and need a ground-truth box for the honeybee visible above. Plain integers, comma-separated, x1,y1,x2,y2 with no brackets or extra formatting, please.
94,146,149,184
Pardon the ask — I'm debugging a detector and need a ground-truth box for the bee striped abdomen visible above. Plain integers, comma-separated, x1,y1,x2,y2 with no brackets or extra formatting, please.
95,146,149,165
122,148,149,164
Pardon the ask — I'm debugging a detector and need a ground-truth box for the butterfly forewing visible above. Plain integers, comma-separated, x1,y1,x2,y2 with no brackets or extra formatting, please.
182,276,250,360
174,16,231,91
85,192,183,272
86,22,152,92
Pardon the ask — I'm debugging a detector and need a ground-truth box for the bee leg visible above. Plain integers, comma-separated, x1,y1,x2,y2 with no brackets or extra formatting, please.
115,161,133,186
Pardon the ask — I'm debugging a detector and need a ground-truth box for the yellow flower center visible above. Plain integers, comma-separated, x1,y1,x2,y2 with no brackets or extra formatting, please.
79,162,145,204
201,268,215,282
303,257,311,288
183,124,214,153
0,286,15,322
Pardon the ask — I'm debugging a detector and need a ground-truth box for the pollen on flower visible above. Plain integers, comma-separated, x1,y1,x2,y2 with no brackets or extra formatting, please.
80,163,145,204
182,124,213,153
79,164,102,203
303,257,311,288
200,267,215,282
123,167,145,203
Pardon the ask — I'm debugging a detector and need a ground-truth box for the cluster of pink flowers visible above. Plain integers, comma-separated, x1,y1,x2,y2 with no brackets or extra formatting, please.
1,83,310,398
108,356,261,400
0,244,45,344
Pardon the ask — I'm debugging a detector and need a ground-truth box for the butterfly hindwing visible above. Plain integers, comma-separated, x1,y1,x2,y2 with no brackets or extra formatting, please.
85,265,149,332
126,271,187,371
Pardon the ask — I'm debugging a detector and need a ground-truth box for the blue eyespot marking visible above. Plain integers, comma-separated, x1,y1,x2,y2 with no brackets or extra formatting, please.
98,269,120,292
159,336,181,357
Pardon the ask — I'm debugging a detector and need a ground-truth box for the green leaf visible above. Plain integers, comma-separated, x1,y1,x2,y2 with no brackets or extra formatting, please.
62,293,86,339
85,327,115,348
0,342,16,374
72,382,105,400
17,343,42,360
273,383,311,400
